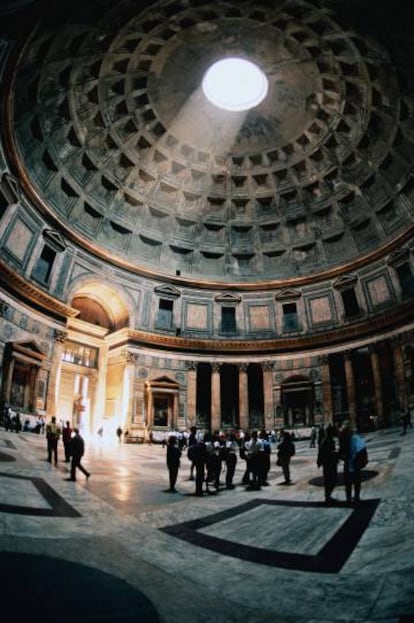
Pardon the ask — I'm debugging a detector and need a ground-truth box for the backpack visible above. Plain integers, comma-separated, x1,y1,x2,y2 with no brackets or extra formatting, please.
354,446,368,469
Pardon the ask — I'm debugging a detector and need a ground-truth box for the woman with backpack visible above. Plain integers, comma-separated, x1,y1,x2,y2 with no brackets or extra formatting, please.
339,421,368,505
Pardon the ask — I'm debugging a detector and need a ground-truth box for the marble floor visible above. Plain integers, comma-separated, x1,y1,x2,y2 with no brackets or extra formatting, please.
0,425,413,623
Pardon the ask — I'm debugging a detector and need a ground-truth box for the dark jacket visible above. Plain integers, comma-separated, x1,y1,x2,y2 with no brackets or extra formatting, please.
277,434,295,465
167,445,181,468
70,433,85,459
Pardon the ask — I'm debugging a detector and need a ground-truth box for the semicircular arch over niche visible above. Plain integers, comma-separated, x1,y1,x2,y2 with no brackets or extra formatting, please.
69,279,133,331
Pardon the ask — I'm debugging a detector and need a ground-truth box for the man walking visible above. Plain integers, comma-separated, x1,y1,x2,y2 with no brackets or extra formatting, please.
46,416,61,465
68,428,91,482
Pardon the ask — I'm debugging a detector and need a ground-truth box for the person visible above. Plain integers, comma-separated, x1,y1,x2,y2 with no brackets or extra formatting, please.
245,430,261,490
239,431,252,485
116,426,123,443
309,426,317,448
222,431,238,489
187,426,197,480
317,425,324,447
165,435,181,492
190,436,208,496
277,431,295,484
257,430,271,486
339,422,367,505
68,428,90,482
46,416,61,465
4,406,12,432
62,420,72,462
317,424,339,504
12,412,22,433
400,410,412,435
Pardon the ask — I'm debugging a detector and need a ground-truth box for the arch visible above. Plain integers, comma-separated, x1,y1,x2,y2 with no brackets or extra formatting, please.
67,276,135,331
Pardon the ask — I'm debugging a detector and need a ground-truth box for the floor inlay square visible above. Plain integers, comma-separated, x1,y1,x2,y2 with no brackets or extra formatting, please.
161,498,381,574
0,472,81,517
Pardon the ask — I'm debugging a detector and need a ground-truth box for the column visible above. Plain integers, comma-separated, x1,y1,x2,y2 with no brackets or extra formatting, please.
4,356,14,404
89,341,108,434
147,386,154,429
343,350,356,429
262,361,274,428
238,363,249,431
172,391,179,428
319,355,333,424
392,335,407,412
122,351,139,430
369,344,384,428
47,329,67,417
211,362,221,433
274,382,283,428
185,362,197,428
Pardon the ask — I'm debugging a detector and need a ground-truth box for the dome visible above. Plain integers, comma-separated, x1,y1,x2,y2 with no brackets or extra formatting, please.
8,0,414,284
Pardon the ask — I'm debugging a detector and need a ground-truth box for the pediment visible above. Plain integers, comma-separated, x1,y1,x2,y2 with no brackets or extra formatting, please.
214,292,241,304
333,274,358,290
10,340,46,362
146,375,179,389
274,288,302,301
154,284,181,299
388,247,410,266
1,172,20,202
43,229,67,252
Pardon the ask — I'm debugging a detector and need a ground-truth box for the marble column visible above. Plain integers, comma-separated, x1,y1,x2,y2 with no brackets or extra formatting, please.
369,344,384,428
392,336,407,412
185,362,197,428
344,350,356,428
262,361,274,428
47,330,67,417
238,363,249,431
147,386,154,428
319,355,333,423
211,362,221,433
122,351,139,430
173,391,179,428
93,341,109,433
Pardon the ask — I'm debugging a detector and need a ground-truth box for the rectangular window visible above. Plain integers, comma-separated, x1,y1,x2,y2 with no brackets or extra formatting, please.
61,341,98,368
282,303,299,332
32,245,56,284
156,298,173,329
396,262,414,298
221,306,237,334
341,288,360,318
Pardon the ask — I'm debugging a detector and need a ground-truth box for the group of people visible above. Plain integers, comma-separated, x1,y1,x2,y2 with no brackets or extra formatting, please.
165,427,298,497
45,416,91,482
317,422,368,505
165,422,368,505
2,408,369,502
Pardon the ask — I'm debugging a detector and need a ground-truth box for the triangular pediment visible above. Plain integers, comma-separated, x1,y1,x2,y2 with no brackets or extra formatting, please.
1,172,20,202
154,284,181,299
146,375,179,389
153,375,176,383
214,292,241,304
388,247,409,266
333,274,358,290
43,229,67,252
274,288,301,301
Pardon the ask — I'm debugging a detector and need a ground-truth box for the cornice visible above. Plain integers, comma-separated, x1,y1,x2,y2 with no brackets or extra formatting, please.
126,299,414,355
0,259,79,321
